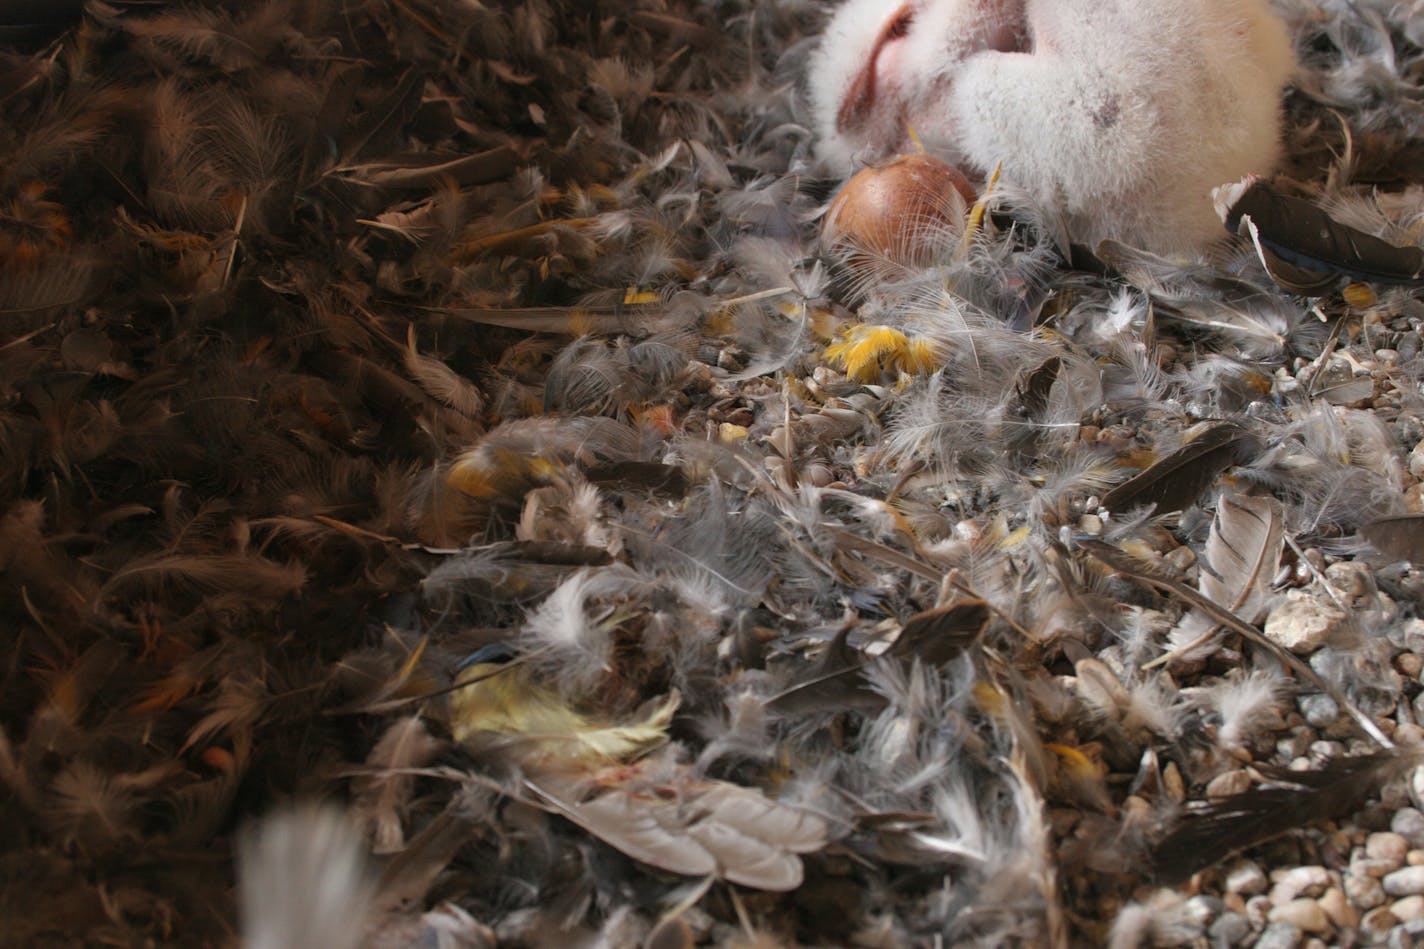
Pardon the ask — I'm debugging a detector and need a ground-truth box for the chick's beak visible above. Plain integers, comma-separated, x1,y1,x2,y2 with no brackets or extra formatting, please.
835,3,915,135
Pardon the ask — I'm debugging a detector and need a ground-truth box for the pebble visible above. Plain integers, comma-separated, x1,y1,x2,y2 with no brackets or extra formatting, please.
1390,922,1424,949
1361,907,1401,941
1384,865,1424,897
1226,860,1268,896
1318,887,1357,929
1368,832,1411,868
1324,560,1373,600
1394,808,1424,848
1252,922,1303,949
1246,895,1273,931
1393,895,1424,922
1264,590,1346,654
1277,730,1314,760
1355,855,1403,879
1206,769,1252,800
1209,912,1250,946
1162,761,1185,803
1345,873,1387,909
1268,898,1330,933
1308,739,1345,763
1412,848,1424,867
1298,694,1339,729
1182,895,1221,928
1397,652,1424,678
1394,618,1424,653
1270,866,1331,903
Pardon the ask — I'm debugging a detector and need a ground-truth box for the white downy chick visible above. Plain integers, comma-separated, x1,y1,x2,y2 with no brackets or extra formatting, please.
809,0,1296,253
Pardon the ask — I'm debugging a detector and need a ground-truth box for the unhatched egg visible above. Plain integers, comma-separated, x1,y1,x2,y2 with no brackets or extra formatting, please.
821,153,976,264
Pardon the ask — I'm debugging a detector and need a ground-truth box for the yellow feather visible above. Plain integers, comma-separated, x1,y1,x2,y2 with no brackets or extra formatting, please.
447,663,678,768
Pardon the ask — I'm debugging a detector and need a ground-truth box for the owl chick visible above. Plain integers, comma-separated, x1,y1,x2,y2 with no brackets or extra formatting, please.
808,0,1296,254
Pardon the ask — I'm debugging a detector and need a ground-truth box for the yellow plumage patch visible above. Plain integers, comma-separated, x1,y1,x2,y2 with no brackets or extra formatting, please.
447,663,679,769
824,324,945,382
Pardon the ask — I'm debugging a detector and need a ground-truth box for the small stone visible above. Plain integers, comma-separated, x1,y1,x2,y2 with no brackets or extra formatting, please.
1309,740,1346,765
1277,729,1314,760
1264,590,1346,654
1411,440,1424,480
1390,922,1424,949
1209,912,1251,946
1246,894,1273,931
1076,513,1104,536
1226,860,1269,896
1394,618,1424,653
1207,769,1253,800
1397,652,1424,678
1270,866,1331,903
1345,872,1387,909
1393,895,1424,922
1162,761,1185,803
1297,694,1340,729
1354,855,1402,879
1318,887,1356,930
1394,808,1424,848
1324,561,1373,600
1268,898,1330,933
1384,865,1424,897
1253,921,1303,949
1182,895,1222,928
1368,832,1411,868
1362,906,1401,940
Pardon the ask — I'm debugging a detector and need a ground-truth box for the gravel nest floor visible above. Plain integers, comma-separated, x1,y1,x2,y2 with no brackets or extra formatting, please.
2,1,1424,947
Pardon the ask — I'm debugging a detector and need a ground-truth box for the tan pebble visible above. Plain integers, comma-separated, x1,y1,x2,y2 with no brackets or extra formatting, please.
1076,513,1103,536
1276,866,1331,899
1367,832,1410,867
1268,898,1329,933
1397,653,1424,678
1264,589,1346,654
1317,887,1357,929
1353,856,1399,879
1226,860,1268,896
1245,895,1272,930
1392,895,1424,922
1121,795,1153,823
1162,761,1185,803
1163,545,1195,571
1383,865,1424,896
1223,892,1248,915
1410,849,1424,866
1345,872,1387,909
1206,769,1252,800
1360,906,1400,938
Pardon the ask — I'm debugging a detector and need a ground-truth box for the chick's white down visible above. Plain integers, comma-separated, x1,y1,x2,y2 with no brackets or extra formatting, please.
809,0,1296,253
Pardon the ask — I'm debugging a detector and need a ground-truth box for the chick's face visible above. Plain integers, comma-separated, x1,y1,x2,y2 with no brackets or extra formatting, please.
809,0,1029,173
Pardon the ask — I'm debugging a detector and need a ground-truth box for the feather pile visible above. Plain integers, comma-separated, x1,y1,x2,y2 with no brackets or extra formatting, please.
2,0,1424,947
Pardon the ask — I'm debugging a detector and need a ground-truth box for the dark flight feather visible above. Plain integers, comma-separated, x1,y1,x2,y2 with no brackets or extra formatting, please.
1361,514,1424,564
1100,421,1260,515
1153,753,1417,883
1217,178,1424,290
